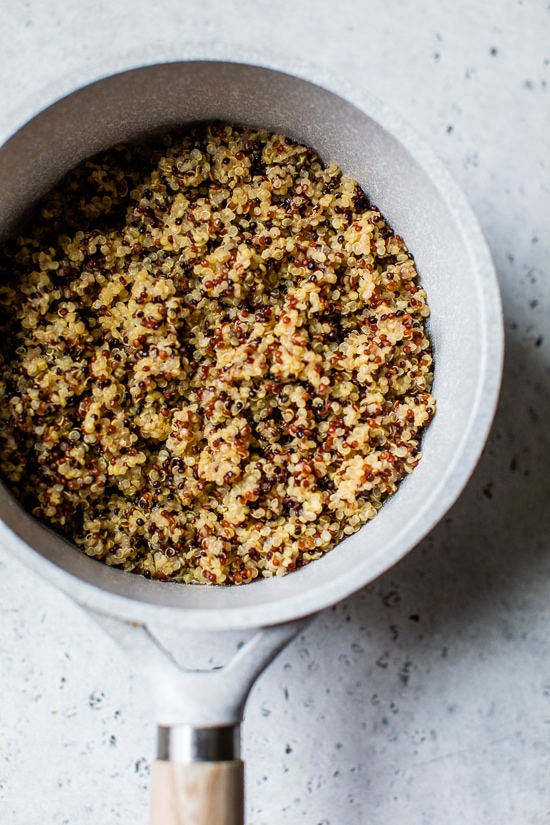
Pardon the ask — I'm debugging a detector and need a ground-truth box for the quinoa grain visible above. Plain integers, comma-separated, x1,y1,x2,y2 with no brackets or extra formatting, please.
0,124,435,585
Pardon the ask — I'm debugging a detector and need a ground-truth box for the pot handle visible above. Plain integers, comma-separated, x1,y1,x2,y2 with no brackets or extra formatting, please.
150,759,244,825
87,615,311,825
149,723,244,825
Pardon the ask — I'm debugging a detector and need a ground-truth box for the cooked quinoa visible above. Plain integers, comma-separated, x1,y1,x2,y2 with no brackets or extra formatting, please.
0,124,435,585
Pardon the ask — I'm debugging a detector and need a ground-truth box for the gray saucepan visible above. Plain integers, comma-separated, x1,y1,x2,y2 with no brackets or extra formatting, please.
0,52,503,824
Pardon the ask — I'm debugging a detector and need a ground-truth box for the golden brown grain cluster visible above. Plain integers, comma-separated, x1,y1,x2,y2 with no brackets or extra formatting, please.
0,124,435,584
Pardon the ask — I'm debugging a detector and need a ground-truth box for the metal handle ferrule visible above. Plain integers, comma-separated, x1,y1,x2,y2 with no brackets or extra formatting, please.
157,724,241,764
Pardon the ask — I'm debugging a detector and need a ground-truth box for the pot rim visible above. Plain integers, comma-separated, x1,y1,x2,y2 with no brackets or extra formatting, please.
0,46,504,629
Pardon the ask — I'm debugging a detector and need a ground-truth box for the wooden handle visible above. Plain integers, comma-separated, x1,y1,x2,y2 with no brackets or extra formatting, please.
149,760,244,825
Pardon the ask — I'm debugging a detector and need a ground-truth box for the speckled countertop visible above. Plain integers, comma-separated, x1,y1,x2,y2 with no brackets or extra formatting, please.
0,2,549,823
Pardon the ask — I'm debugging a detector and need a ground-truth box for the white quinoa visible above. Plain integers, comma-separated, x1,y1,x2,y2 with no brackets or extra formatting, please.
0,124,435,585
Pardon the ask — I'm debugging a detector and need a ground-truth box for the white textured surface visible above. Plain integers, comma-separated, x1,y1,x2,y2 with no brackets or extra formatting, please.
0,2,549,823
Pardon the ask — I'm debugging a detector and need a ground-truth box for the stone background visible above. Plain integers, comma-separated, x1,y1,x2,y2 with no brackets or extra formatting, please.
0,1,549,823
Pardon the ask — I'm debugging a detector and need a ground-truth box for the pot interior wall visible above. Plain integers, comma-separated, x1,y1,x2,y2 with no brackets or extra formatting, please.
0,62,497,625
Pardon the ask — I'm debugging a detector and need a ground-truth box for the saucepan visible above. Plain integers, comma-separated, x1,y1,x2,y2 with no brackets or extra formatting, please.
0,50,503,824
